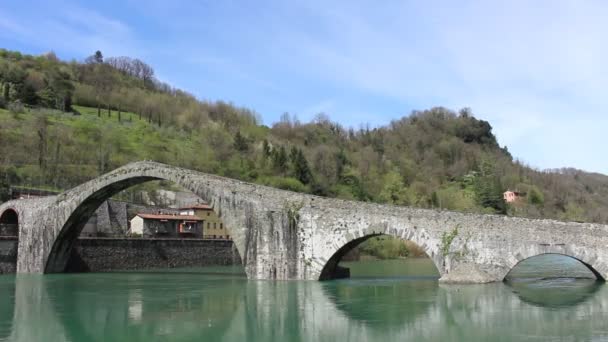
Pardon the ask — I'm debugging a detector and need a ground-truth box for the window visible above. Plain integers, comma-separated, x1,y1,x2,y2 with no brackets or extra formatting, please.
207,222,210,229
220,223,223,229
207,212,210,216
213,222,216,229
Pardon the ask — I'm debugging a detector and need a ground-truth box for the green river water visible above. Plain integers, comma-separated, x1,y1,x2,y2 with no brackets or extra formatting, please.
1,255,607,341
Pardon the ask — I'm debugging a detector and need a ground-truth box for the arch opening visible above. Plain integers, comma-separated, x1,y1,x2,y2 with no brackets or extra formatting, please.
0,209,18,237
504,253,604,282
319,234,439,281
504,253,604,308
0,208,19,274
46,177,243,274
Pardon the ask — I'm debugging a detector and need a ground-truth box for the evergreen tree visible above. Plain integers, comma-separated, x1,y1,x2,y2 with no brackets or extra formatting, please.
233,131,249,153
289,146,298,164
262,139,271,159
474,160,506,214
0,170,9,202
272,145,288,174
293,149,312,185
335,149,348,177
3,84,8,102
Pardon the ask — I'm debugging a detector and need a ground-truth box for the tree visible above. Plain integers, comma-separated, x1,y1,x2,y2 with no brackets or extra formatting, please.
85,50,104,64
335,149,348,177
233,131,249,154
0,170,9,202
94,51,103,63
292,149,312,185
262,139,271,159
2,83,8,102
272,145,288,175
34,113,49,182
378,170,410,205
473,160,506,214
84,63,114,116
46,69,74,111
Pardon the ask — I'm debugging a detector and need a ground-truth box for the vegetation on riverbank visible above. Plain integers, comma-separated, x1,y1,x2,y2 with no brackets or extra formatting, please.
357,236,428,260
1,48,608,225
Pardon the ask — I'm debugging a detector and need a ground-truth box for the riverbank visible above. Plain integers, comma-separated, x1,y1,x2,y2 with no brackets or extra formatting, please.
342,236,428,262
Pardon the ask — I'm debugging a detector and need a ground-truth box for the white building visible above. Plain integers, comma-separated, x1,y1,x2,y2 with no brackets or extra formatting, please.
129,213,204,237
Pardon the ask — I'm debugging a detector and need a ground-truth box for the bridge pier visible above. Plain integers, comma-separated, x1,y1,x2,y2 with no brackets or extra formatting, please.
438,263,504,284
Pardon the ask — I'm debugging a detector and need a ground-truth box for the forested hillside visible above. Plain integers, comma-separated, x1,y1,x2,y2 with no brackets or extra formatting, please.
1,48,608,224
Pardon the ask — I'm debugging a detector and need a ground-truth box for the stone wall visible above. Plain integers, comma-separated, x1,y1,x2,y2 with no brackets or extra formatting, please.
0,238,17,274
66,238,242,272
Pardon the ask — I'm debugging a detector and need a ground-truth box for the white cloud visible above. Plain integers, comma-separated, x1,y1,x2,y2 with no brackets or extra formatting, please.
259,0,608,173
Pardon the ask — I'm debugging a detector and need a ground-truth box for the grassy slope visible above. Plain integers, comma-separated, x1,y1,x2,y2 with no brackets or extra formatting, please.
0,105,203,192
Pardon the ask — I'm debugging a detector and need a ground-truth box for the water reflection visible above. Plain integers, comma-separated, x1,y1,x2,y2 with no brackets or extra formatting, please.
506,278,602,308
1,261,608,341
321,278,437,329
0,277,14,341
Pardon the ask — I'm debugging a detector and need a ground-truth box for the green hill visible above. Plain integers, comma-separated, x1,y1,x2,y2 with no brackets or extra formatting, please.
1,48,608,224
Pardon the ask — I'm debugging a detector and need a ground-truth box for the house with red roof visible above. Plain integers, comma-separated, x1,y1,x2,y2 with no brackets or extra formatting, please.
129,212,204,238
179,202,231,239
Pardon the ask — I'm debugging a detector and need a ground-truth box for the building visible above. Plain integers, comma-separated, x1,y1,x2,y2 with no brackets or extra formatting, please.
129,213,204,238
503,190,526,203
179,203,230,239
10,186,57,200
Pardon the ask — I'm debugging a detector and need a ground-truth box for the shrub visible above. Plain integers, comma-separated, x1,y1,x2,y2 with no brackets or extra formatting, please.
528,186,544,205
262,176,307,193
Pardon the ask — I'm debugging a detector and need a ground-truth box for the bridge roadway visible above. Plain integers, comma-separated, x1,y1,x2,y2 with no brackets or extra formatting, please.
1,161,607,282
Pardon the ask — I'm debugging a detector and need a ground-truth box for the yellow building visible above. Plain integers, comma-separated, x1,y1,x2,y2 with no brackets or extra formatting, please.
179,203,230,239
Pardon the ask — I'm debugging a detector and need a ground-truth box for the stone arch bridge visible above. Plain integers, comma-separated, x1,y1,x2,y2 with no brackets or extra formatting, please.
1,161,607,283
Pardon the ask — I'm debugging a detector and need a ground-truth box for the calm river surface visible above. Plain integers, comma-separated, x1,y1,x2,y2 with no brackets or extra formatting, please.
1,255,608,341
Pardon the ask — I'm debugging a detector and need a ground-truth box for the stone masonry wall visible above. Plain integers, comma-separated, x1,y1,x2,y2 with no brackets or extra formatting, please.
66,238,242,272
0,238,17,274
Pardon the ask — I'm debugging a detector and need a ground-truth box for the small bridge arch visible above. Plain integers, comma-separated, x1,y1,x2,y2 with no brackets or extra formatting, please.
317,227,444,281
42,162,264,274
0,208,19,237
501,250,608,281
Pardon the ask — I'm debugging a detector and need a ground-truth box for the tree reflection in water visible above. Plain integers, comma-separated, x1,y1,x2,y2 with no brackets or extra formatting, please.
2,261,608,341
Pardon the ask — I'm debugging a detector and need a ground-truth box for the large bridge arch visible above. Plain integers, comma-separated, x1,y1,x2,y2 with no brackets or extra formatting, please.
9,161,306,278
43,163,259,274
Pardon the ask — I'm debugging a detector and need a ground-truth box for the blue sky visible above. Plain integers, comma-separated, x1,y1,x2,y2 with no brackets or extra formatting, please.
1,0,607,174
